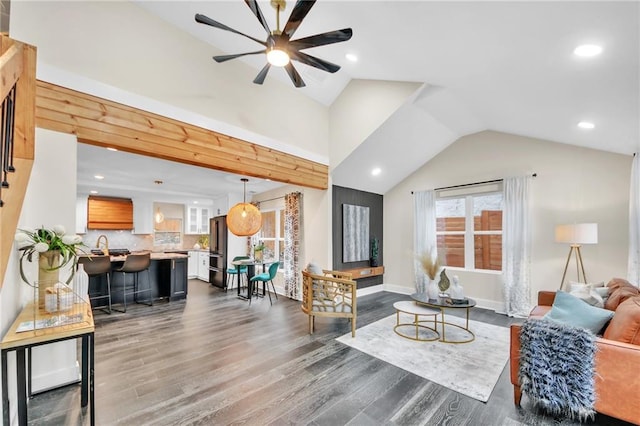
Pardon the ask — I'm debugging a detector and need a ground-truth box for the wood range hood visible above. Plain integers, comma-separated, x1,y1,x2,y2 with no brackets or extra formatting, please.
87,195,133,230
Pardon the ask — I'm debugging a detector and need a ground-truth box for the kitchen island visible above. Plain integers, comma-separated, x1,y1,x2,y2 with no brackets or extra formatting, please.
81,252,189,308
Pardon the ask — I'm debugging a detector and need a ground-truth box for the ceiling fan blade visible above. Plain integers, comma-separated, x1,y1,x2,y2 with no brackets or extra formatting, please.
253,63,271,85
214,50,266,63
195,14,266,47
244,0,271,36
284,63,306,88
289,28,353,50
282,0,316,40
291,51,341,73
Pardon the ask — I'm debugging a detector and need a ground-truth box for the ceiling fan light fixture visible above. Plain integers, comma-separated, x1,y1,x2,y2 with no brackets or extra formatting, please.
267,48,290,67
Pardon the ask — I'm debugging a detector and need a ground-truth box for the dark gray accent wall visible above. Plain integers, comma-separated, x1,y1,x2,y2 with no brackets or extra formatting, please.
332,185,383,288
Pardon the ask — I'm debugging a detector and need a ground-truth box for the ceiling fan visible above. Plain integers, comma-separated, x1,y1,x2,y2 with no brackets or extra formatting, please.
195,0,353,88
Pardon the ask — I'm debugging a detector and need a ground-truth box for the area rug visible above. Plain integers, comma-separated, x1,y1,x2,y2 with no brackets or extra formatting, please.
336,313,510,402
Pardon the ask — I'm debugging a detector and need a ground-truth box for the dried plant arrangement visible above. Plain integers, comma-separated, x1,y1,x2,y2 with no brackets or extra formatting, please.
418,249,441,280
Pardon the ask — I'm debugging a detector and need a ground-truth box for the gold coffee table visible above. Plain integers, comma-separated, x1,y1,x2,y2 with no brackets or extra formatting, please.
411,293,477,344
392,301,440,341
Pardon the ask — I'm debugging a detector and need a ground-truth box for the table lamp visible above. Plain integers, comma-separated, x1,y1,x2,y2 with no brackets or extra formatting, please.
555,223,598,290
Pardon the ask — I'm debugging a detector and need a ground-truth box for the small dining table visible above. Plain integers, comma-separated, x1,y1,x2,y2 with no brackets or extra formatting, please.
230,259,275,302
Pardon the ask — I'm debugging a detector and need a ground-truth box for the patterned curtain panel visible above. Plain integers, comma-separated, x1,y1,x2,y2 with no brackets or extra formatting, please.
284,192,303,300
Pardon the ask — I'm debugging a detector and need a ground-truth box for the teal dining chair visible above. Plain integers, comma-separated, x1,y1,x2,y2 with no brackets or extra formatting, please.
249,261,279,305
226,256,250,292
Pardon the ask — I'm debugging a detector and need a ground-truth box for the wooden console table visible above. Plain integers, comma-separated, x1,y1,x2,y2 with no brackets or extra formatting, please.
341,266,384,279
1,301,95,425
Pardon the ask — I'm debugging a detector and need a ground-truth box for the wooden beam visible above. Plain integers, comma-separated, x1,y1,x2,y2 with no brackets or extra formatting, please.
0,44,22,101
35,81,328,190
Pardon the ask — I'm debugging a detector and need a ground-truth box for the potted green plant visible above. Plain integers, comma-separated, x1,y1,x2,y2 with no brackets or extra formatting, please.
254,242,265,262
370,237,379,267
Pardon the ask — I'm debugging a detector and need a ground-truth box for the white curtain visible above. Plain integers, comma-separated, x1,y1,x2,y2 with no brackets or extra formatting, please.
413,190,437,292
628,153,640,286
502,176,532,317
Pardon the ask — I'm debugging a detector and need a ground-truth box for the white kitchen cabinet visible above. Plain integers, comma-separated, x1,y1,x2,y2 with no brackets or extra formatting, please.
132,198,154,234
197,251,209,282
75,196,88,234
187,250,199,279
185,205,211,235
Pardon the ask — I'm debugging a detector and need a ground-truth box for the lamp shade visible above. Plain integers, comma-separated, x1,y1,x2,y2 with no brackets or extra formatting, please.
555,223,598,244
226,203,262,236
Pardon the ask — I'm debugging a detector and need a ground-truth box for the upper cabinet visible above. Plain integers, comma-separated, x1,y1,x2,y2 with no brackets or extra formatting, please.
132,198,153,234
87,196,134,230
185,205,211,235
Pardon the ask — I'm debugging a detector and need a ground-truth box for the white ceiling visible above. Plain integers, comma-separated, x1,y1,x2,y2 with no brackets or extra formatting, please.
77,144,283,204
80,1,639,198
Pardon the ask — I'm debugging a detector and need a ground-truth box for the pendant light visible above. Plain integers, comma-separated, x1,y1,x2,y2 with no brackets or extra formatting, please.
154,207,164,224
227,178,262,236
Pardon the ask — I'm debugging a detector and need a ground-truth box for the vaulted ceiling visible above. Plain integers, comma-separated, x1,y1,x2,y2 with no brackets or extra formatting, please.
11,1,640,198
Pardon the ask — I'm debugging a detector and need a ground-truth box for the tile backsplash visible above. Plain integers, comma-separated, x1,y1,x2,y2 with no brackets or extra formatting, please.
82,230,207,252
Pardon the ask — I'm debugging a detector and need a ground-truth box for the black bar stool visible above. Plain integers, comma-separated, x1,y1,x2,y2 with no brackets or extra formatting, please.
78,255,112,314
115,252,152,313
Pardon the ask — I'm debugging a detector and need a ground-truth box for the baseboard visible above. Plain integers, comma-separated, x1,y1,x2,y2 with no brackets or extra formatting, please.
356,284,384,297
31,362,80,394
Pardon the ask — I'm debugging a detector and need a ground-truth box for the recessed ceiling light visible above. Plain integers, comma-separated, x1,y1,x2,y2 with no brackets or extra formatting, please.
573,44,603,57
106,147,118,152
90,190,98,194
371,167,381,176
577,121,595,129
94,174,104,180
345,53,358,62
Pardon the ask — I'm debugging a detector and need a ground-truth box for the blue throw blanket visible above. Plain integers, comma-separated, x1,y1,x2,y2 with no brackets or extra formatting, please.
519,319,597,421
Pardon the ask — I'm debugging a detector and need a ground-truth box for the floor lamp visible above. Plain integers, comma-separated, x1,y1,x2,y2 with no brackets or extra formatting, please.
555,223,598,291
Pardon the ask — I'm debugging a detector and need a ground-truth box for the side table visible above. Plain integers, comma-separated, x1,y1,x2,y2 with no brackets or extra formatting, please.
1,302,95,426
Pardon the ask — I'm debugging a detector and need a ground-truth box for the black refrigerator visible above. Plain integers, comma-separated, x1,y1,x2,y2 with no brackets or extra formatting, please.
209,215,228,289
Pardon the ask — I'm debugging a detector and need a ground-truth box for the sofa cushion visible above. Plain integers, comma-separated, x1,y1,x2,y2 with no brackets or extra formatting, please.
605,287,639,311
603,296,640,344
544,291,614,334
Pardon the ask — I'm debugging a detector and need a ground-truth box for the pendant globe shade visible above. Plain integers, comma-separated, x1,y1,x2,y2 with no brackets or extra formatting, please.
227,178,262,236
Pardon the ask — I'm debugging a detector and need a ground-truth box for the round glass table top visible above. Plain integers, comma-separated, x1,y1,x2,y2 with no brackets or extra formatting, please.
410,292,477,308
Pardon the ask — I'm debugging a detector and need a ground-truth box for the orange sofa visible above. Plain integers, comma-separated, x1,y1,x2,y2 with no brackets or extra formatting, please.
510,288,640,425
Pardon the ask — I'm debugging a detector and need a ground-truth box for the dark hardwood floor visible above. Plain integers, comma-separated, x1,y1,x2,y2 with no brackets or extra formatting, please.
26,280,631,425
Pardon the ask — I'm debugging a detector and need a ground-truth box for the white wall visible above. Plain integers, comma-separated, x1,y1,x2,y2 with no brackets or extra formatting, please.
384,131,631,310
253,185,331,273
0,128,80,424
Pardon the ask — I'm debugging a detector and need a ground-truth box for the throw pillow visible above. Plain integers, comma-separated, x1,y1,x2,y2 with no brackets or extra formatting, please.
606,277,637,292
306,262,323,276
604,287,639,311
544,291,614,334
603,296,640,345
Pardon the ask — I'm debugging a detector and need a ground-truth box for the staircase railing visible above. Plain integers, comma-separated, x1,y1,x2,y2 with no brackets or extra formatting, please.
0,34,37,288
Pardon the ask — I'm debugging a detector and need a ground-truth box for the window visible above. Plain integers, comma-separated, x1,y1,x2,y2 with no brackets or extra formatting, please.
257,208,285,263
435,186,503,271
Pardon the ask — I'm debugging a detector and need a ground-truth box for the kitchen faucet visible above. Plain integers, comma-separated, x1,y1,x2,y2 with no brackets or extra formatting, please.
96,234,109,255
